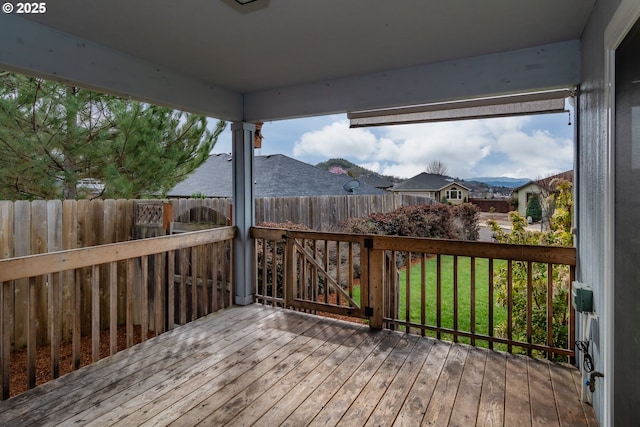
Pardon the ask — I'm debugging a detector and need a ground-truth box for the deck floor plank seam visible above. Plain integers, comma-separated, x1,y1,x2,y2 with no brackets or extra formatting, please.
392,339,453,427
421,342,470,426
361,334,435,427
448,345,489,427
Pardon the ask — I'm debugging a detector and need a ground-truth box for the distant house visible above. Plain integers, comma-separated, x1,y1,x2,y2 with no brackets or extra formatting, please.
389,173,470,205
167,153,386,198
357,174,394,190
511,170,573,217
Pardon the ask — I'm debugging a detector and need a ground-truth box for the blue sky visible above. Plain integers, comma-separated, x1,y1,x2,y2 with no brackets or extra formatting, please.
212,109,574,180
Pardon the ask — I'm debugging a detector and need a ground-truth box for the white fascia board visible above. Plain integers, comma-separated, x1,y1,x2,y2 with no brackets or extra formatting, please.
348,96,568,128
244,40,580,122
0,15,243,121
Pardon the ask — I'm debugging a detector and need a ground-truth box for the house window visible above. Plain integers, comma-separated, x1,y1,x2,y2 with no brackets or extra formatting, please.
446,188,462,200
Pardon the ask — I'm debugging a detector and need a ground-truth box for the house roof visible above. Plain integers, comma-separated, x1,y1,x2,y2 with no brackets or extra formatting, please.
390,173,471,192
357,174,394,189
513,170,574,192
1,2,593,122
168,154,386,198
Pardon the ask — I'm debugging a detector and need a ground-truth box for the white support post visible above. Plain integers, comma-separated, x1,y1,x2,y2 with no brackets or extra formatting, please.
232,122,255,305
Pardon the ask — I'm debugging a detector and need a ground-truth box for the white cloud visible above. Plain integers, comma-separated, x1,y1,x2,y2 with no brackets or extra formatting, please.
292,115,573,179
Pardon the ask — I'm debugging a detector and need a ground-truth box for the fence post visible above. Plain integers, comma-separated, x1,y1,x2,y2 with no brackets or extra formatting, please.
366,238,384,330
284,234,294,308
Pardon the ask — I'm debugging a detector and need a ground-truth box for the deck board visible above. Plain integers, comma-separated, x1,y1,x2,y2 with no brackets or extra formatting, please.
0,305,597,426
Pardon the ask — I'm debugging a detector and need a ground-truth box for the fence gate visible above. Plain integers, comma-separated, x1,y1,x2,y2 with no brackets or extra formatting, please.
283,231,368,319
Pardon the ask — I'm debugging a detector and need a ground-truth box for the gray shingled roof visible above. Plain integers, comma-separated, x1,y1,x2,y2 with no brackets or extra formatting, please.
391,173,470,191
168,154,386,197
512,170,574,192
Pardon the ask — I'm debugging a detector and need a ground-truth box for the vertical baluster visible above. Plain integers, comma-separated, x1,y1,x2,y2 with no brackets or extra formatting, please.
405,252,411,333
91,265,100,363
141,256,148,342
453,255,458,343
180,249,187,324
348,242,354,301
1,281,10,399
126,258,134,348
526,261,533,357
168,249,175,331
335,241,341,307
507,260,513,354
270,240,277,304
50,271,61,379
200,245,208,317
27,276,36,389
436,254,442,340
470,256,476,347
73,269,81,369
109,262,117,355
323,240,329,304
421,253,426,337
312,240,318,303
546,263,553,359
261,239,267,303
191,248,198,321
488,258,494,350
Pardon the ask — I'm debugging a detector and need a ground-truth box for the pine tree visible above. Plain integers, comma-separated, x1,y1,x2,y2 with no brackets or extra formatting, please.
526,194,543,222
0,72,225,199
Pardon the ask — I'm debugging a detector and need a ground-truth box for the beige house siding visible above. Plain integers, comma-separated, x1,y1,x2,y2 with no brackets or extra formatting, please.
391,185,468,205
514,183,543,217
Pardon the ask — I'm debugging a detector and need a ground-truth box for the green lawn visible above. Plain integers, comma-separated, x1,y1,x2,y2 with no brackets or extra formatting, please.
386,255,507,347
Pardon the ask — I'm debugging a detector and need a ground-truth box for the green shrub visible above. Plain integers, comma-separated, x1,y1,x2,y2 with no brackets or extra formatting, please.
342,203,479,241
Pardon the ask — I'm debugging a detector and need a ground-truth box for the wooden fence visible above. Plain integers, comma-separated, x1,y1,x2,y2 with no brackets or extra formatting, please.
0,194,429,350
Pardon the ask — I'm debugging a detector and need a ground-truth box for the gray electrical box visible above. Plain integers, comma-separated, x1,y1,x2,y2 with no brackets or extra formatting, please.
572,281,593,313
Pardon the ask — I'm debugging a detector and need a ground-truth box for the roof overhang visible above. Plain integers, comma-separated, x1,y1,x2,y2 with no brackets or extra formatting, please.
0,1,594,121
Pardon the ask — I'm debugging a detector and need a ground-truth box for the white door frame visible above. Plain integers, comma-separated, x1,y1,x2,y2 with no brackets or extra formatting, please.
604,1,640,425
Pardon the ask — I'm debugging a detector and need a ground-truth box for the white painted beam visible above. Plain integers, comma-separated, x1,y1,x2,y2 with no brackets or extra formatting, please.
0,15,243,121
348,89,572,127
244,40,581,122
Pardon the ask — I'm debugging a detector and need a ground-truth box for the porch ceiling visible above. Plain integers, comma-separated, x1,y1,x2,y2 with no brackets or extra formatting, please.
0,1,595,121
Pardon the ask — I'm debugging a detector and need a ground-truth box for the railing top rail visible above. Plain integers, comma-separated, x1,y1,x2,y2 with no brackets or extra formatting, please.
370,234,576,265
251,226,366,244
251,226,575,265
0,226,236,282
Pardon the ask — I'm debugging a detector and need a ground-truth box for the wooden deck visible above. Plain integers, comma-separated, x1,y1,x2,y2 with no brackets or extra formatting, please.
0,305,597,426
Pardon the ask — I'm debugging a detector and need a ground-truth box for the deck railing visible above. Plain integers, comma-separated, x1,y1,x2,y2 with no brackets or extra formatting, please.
0,226,235,399
252,227,576,360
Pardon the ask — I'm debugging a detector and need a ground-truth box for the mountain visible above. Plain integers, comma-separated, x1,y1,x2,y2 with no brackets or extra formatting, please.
467,177,531,188
315,158,401,183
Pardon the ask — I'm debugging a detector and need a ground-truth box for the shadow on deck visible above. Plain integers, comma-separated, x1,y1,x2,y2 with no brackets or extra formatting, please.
0,305,597,426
